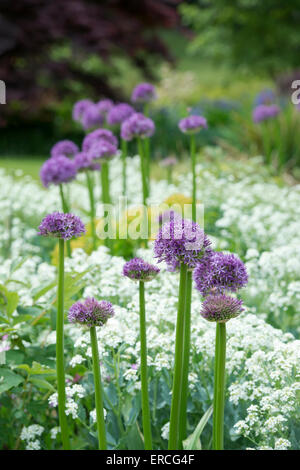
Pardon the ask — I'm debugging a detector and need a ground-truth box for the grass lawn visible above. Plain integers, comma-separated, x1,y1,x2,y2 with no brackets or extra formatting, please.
0,157,44,180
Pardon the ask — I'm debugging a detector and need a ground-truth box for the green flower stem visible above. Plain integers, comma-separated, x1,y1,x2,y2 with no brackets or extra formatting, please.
213,322,227,450
139,281,152,450
90,326,107,450
57,239,70,450
137,137,148,206
178,269,192,447
86,171,97,251
121,138,128,196
100,162,112,251
167,167,173,185
59,184,71,258
262,121,271,166
101,162,111,205
190,134,196,221
144,138,151,196
168,263,188,450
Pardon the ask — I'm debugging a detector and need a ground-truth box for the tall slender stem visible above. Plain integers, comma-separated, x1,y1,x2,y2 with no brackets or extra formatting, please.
137,137,148,206
168,263,188,450
101,162,111,205
144,138,151,197
90,326,107,450
213,322,226,450
139,281,152,450
86,171,97,251
121,138,128,196
178,269,192,446
59,184,71,257
57,239,70,450
190,134,196,221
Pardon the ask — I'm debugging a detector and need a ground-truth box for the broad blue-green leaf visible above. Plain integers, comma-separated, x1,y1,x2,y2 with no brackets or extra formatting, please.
0,367,24,393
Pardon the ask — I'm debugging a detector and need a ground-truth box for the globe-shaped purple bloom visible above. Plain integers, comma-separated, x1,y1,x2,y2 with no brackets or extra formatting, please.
194,252,248,296
123,257,160,282
179,115,207,134
97,99,114,117
88,140,118,162
253,104,280,123
154,218,212,271
107,103,135,126
74,151,100,172
121,113,155,141
40,155,77,188
38,212,86,240
81,104,104,130
82,128,118,152
68,297,114,328
201,294,244,323
72,99,94,122
131,83,156,103
50,140,79,159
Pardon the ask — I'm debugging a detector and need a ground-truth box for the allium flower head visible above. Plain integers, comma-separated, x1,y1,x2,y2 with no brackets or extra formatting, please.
154,218,212,271
160,156,177,168
50,140,79,159
82,128,118,152
97,99,114,117
88,140,118,162
157,210,182,226
131,83,156,103
121,113,155,141
81,104,104,130
179,115,207,134
68,298,114,327
200,294,244,323
107,103,135,126
253,104,280,123
40,155,77,188
123,257,160,282
74,152,100,172
38,212,85,240
72,99,94,122
194,251,248,296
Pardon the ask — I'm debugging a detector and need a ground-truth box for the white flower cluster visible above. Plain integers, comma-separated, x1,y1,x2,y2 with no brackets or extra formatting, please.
48,384,86,420
20,424,44,450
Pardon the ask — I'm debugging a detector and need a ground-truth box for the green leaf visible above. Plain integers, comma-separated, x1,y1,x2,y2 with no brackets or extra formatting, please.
0,367,24,393
32,281,57,302
28,377,55,392
15,361,56,376
0,285,19,318
183,405,213,450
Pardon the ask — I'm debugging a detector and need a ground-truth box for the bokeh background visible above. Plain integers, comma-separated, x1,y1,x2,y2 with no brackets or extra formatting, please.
1,0,300,178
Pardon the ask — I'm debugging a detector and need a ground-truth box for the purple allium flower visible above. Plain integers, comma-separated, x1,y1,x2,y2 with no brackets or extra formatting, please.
123,257,160,282
88,140,118,162
68,297,114,328
74,151,100,172
131,83,156,103
50,140,79,159
121,113,155,141
38,212,86,240
82,128,118,152
40,155,77,188
72,99,94,122
193,252,248,296
179,115,207,134
160,156,177,168
81,104,104,130
97,99,114,117
154,218,212,271
252,104,280,123
255,89,275,106
107,103,135,126
200,294,244,323
157,210,182,226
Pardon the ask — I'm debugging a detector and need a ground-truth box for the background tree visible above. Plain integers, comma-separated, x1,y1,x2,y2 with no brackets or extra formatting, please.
180,0,300,77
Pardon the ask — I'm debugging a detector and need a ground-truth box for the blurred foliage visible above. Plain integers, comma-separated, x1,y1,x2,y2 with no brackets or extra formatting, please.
180,0,300,76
